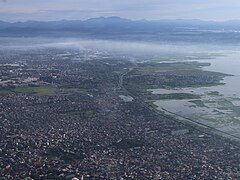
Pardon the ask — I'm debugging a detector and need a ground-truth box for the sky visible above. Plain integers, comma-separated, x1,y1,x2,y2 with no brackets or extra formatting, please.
1,0,240,22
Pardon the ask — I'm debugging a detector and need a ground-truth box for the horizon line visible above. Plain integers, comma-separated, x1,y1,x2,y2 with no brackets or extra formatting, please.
2,16,240,23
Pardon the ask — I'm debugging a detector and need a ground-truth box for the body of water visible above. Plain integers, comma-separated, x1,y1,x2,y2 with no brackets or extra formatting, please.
150,51,240,138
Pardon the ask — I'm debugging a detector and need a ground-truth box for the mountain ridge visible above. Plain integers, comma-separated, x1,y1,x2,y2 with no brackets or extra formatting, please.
1,16,240,26
1,16,240,39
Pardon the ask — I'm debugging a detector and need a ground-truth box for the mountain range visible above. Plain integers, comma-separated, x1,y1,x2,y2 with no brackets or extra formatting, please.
1,17,240,44
1,16,240,31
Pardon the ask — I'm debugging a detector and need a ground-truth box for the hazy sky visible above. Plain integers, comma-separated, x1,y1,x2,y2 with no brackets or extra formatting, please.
1,0,240,22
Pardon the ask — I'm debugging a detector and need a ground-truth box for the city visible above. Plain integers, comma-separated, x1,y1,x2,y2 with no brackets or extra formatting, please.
0,47,240,179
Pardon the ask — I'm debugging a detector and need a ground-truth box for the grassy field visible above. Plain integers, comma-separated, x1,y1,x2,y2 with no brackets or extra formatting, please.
0,86,57,96
65,110,96,118
146,93,201,100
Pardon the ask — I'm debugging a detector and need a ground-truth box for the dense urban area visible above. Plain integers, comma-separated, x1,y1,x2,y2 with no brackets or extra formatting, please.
0,48,240,179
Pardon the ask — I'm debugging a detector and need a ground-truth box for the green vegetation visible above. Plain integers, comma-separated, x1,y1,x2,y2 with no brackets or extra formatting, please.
124,62,228,95
84,110,96,118
0,86,57,96
60,88,89,96
113,139,145,149
45,148,85,163
189,100,207,108
218,99,240,116
208,91,221,96
67,94,93,102
146,93,200,100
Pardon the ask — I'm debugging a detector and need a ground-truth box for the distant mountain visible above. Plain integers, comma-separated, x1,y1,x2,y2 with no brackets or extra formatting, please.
85,16,131,23
0,16,240,29
1,17,240,31
1,17,240,44
0,21,11,28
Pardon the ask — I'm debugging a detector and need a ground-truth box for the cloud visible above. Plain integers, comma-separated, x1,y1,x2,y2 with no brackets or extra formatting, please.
0,37,226,57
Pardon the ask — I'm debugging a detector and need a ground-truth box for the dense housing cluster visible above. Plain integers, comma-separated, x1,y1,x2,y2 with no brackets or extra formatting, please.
0,49,240,179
